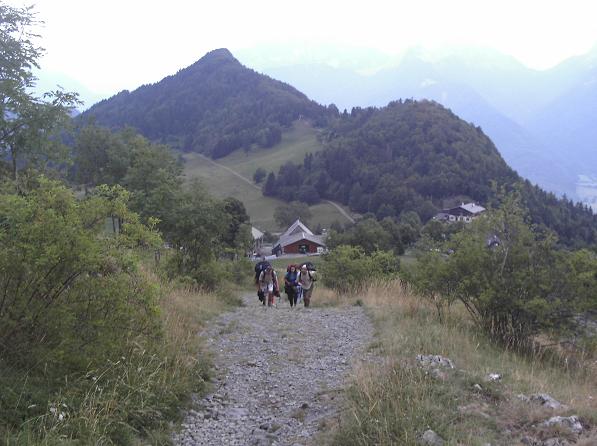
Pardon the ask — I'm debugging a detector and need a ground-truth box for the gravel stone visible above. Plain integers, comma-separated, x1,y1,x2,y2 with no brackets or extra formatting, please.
172,294,374,445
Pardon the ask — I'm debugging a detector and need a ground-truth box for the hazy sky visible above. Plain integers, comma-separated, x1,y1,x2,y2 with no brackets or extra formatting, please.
17,0,597,98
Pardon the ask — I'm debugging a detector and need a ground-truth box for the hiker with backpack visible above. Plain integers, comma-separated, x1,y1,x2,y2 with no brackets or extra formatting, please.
258,265,279,307
298,264,317,307
254,257,270,304
284,264,300,308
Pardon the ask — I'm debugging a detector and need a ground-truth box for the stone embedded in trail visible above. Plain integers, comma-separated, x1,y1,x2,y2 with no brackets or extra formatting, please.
530,393,565,410
416,354,455,369
541,415,583,434
419,429,445,446
542,438,570,446
172,294,374,445
485,372,502,382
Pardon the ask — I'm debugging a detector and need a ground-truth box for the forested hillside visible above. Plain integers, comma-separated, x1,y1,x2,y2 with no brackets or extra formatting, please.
267,100,515,216
81,49,329,158
79,48,597,248
266,100,597,247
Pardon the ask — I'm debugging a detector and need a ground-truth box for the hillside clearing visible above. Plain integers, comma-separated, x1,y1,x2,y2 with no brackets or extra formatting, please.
182,121,354,231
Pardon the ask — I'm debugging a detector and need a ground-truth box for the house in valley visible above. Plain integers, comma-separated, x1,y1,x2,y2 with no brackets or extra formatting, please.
272,219,326,256
434,202,486,223
251,226,264,252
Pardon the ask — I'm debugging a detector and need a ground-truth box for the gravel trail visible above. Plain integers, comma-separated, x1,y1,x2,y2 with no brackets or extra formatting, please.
173,294,375,446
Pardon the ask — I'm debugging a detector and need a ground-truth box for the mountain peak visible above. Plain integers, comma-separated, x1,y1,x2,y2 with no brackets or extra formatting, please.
197,48,237,64
82,48,326,158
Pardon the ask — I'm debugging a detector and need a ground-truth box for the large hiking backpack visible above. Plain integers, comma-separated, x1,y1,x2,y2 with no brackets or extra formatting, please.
301,261,316,271
254,260,271,284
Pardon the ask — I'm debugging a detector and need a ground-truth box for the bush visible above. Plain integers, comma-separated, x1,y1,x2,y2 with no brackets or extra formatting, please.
165,255,254,291
321,245,399,294
0,180,161,370
0,179,186,443
408,194,592,346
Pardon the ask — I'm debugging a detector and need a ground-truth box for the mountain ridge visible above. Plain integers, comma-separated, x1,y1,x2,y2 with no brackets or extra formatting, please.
81,48,329,158
78,48,597,246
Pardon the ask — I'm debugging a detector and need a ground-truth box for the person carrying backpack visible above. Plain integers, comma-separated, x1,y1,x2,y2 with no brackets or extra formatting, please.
258,265,279,307
298,264,317,308
254,257,271,303
284,264,300,308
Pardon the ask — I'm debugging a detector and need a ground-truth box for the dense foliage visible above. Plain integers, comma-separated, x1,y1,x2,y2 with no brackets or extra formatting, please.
273,200,312,227
72,125,252,288
268,100,514,214
267,100,597,247
406,194,597,346
327,211,428,255
0,7,253,443
0,4,79,183
0,180,161,367
80,49,329,158
163,182,252,289
320,245,400,294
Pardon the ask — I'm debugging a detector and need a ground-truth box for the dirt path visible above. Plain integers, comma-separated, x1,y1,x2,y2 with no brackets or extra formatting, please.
194,153,261,191
173,295,374,446
323,200,355,224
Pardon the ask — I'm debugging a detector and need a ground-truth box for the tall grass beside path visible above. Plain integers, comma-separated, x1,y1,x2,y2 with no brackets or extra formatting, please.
332,280,597,445
2,273,241,445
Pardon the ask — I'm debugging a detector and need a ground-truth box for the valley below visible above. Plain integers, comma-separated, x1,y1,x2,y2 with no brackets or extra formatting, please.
577,174,597,212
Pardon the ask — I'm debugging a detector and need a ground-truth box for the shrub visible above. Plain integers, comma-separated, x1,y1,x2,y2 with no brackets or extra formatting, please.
321,245,399,294
408,193,590,346
0,179,161,370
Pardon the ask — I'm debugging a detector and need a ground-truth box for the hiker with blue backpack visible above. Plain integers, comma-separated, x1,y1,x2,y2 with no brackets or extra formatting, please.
284,264,300,308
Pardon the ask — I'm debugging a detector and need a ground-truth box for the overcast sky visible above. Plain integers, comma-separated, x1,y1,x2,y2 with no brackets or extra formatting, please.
17,0,597,99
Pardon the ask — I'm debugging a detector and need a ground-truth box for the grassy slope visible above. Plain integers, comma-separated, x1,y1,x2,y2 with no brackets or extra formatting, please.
183,120,353,232
323,281,597,445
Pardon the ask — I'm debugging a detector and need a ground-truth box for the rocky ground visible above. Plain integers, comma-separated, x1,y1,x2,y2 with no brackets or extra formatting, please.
173,294,375,446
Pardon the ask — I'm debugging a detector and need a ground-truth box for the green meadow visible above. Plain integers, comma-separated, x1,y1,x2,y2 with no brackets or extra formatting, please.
182,121,353,232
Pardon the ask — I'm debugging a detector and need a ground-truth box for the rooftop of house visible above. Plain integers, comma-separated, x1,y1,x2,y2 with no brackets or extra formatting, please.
444,202,486,215
275,219,325,248
251,226,264,240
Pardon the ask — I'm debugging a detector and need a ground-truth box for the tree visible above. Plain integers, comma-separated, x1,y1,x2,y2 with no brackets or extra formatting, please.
263,172,276,196
0,4,79,182
253,167,266,184
296,184,320,205
164,181,230,288
220,197,252,255
410,194,578,346
327,217,395,254
121,133,182,228
73,124,132,188
274,201,312,227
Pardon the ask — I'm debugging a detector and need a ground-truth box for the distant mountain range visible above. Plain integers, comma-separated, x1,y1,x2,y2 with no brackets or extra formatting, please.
78,48,597,247
236,44,597,204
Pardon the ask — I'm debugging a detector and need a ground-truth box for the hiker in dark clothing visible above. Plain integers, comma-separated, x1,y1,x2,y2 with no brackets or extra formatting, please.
284,264,299,307
254,257,270,303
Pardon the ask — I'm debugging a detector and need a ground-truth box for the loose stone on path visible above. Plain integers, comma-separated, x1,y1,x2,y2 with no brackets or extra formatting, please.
173,295,375,446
